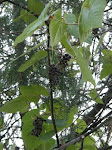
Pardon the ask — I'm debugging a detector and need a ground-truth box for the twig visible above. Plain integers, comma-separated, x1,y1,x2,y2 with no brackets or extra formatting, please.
57,135,85,150
0,0,39,18
47,26,60,147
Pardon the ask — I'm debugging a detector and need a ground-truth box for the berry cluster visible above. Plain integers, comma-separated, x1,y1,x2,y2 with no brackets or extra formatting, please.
49,64,63,88
31,117,45,137
49,53,71,90
59,54,71,68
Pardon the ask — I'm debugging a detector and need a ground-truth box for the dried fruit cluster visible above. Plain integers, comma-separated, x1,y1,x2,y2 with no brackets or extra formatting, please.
31,117,45,137
59,53,71,68
49,64,63,88
49,53,71,89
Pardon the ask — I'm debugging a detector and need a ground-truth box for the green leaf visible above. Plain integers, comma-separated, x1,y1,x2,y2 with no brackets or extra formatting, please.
49,9,67,47
0,85,48,113
18,50,47,72
95,33,106,54
36,138,55,150
100,49,112,79
89,89,103,104
22,110,42,150
64,13,76,23
75,119,87,133
0,96,28,113
66,106,78,127
100,62,112,79
22,110,54,150
74,47,95,86
14,3,50,46
64,12,79,38
67,25,79,38
84,136,96,147
61,35,75,56
0,117,3,129
27,0,44,14
0,143,3,150
84,145,97,150
20,85,48,97
66,145,79,150
20,10,37,24
78,0,106,43
8,41,45,66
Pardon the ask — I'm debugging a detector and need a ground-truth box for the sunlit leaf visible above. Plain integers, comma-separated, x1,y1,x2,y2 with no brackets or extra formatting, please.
66,145,79,150
61,35,75,56
78,0,106,43
89,89,103,104
64,13,76,23
20,9,37,24
22,110,54,150
27,0,44,14
49,9,67,47
75,119,87,133
18,50,47,72
0,85,48,113
74,47,95,86
0,96,28,113
36,138,55,150
14,3,50,46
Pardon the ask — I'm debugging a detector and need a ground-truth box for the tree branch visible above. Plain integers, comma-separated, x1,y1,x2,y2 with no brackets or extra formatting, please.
57,136,85,150
83,78,112,124
47,25,60,147
0,0,39,18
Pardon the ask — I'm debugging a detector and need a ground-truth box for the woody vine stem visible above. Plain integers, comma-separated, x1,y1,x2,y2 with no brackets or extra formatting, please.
47,25,60,147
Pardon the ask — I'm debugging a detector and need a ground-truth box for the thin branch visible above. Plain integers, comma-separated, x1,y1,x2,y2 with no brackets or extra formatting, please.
0,0,39,18
104,7,112,12
47,25,60,147
56,135,85,150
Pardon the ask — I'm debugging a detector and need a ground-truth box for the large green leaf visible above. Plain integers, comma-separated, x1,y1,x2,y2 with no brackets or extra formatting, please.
27,0,44,14
78,0,106,43
64,13,76,24
22,110,42,150
14,3,50,46
100,62,112,79
67,25,79,38
84,136,96,147
49,9,67,47
61,35,75,56
89,89,103,104
0,96,28,113
18,50,47,72
100,49,112,79
75,119,87,133
0,85,48,113
9,41,45,66
20,10,37,24
74,47,95,85
36,138,55,150
66,106,78,127
66,145,79,150
84,145,97,150
20,85,48,97
64,12,79,38
0,143,3,150
0,117,3,129
22,110,54,150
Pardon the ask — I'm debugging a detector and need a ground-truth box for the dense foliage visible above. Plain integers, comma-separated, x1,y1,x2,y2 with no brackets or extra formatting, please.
0,0,112,149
